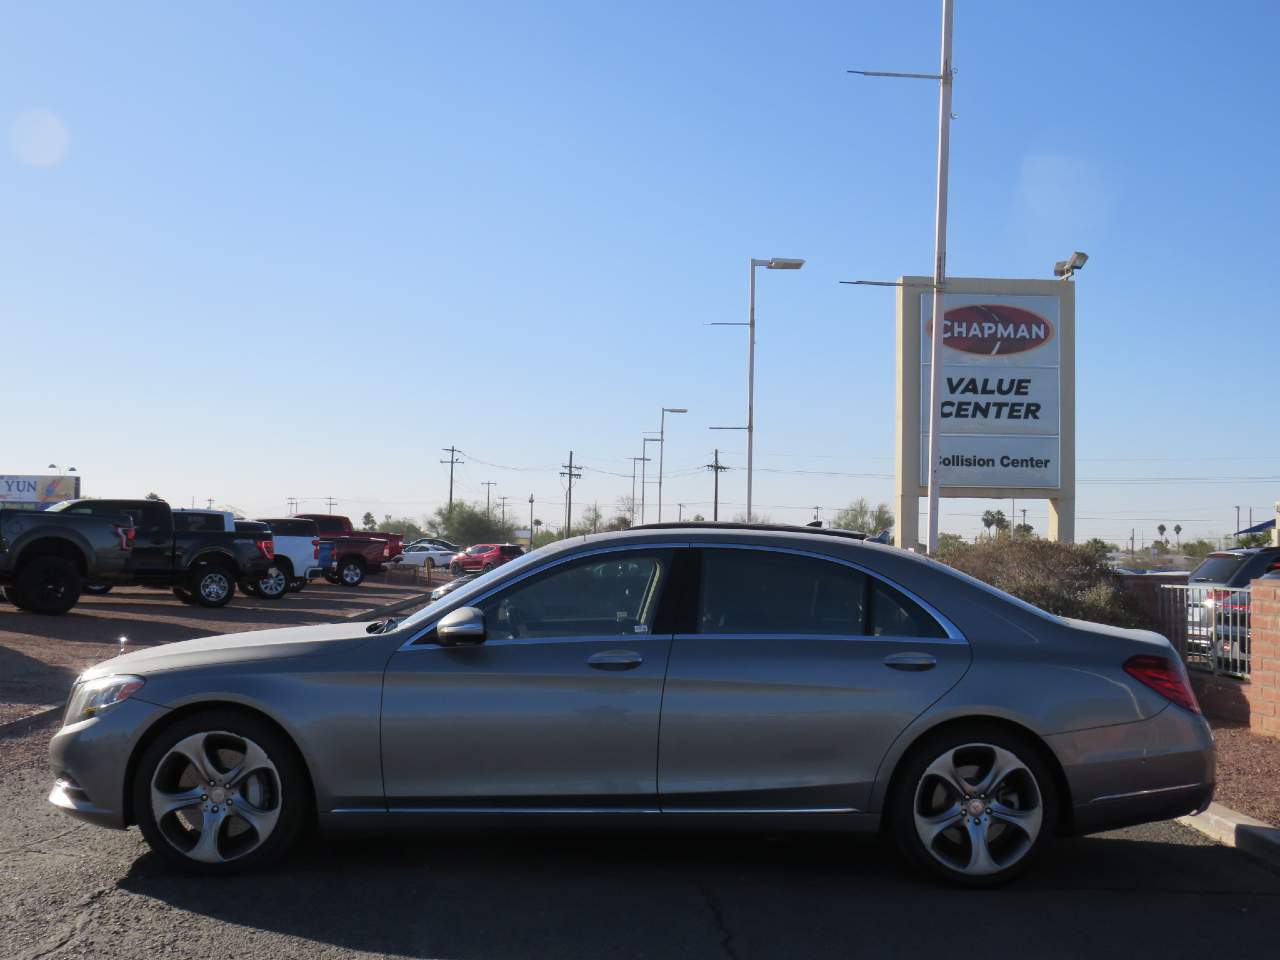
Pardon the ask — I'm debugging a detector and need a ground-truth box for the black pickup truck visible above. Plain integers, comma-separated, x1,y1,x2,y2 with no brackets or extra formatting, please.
0,507,136,614
48,499,277,607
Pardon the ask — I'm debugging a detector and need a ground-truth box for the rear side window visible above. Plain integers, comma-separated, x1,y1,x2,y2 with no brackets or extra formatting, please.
697,548,947,639
500,545,524,558
1190,554,1249,584
699,549,867,636
174,512,224,532
259,519,316,537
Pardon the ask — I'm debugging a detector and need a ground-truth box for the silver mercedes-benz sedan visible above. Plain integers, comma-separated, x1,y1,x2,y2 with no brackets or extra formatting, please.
48,524,1214,885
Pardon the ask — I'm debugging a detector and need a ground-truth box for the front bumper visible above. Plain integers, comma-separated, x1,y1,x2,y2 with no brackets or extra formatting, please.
1050,704,1216,836
47,696,171,830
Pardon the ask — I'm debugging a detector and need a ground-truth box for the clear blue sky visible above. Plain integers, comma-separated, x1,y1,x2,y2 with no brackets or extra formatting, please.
4,1,1276,543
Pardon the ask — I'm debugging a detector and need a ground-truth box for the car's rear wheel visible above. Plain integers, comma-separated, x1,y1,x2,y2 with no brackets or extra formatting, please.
133,707,309,874
449,562,462,575
255,567,288,600
190,565,235,608
337,558,364,587
481,563,494,573
891,724,1055,887
15,556,81,615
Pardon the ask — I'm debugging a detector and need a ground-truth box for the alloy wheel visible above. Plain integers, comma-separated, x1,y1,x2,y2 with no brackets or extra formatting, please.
912,742,1043,877
341,562,361,585
150,731,282,864
258,569,287,597
199,571,230,603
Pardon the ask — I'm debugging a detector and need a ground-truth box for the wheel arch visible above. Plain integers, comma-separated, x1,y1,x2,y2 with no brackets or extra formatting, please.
190,549,238,571
875,714,1075,835
13,536,90,579
122,699,317,827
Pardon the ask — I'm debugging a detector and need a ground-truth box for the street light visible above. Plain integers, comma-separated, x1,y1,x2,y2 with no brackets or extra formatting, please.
657,406,687,522
629,456,650,526
641,437,661,524
47,464,77,476
710,257,805,521
529,494,535,549
1053,251,1088,280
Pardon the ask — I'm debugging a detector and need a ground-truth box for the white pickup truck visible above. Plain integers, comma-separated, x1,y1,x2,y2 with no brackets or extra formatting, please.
249,517,327,598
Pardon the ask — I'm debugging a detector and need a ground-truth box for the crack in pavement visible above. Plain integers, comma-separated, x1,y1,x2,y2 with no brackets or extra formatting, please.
15,885,111,960
697,882,742,960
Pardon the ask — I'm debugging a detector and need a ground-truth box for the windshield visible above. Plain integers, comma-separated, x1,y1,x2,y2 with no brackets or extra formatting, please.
396,545,555,631
1190,554,1249,584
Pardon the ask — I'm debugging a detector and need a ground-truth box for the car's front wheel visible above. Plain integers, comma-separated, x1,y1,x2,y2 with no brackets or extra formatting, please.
190,565,235,608
133,707,309,874
255,567,288,600
337,558,365,587
891,724,1056,887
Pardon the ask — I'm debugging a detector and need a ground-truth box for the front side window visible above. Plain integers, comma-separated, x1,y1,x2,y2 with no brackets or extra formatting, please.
478,552,669,641
467,545,491,556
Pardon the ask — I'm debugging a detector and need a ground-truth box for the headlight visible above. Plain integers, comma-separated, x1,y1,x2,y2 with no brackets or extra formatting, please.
64,675,145,725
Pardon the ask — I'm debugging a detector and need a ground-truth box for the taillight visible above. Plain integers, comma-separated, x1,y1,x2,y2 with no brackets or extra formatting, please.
113,524,136,551
1207,589,1231,603
383,543,390,558
313,538,320,560
1123,654,1201,714
255,538,274,559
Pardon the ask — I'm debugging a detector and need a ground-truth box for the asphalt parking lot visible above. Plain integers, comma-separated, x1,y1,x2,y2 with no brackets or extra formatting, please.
3,579,1280,959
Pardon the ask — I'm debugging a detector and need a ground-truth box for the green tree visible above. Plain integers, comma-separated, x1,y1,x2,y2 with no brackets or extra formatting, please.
1080,538,1113,563
581,503,603,534
981,509,1008,537
1157,523,1167,544
1180,538,1217,559
424,501,514,546
1013,523,1034,537
377,515,424,538
832,498,893,535
936,532,967,556
361,512,377,532
731,512,771,524
145,492,162,501
1173,524,1182,547
691,513,706,522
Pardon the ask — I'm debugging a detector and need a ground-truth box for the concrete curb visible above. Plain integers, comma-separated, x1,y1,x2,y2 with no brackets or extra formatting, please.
1178,802,1280,868
0,704,62,739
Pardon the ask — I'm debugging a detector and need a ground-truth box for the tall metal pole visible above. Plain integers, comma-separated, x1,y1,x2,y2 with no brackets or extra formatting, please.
482,481,496,518
659,408,666,523
747,259,758,522
923,0,954,555
641,437,660,524
440,446,463,518
631,458,639,525
706,448,728,521
529,494,534,548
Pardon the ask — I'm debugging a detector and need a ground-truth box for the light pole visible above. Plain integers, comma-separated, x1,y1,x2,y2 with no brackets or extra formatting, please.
711,257,804,522
641,437,661,524
630,456,650,526
657,406,687,522
528,494,535,548
47,464,77,477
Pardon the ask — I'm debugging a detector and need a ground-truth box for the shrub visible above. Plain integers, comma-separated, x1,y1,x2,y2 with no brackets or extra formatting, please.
937,536,1148,628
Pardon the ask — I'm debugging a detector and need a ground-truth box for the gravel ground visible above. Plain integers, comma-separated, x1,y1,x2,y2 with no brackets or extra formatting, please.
1210,720,1280,825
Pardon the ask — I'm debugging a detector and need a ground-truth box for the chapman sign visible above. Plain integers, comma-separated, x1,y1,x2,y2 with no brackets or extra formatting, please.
895,277,1076,546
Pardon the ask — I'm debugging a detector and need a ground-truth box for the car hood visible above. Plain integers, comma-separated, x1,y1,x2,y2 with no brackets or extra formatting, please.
80,621,378,681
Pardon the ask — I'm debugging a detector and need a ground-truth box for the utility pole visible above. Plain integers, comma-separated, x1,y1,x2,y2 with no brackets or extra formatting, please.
1021,507,1027,531
630,456,649,526
481,482,497,518
206,498,215,510
706,449,729,521
678,503,685,522
848,0,953,555
813,506,821,523
1130,528,1136,556
1235,505,1241,545
497,495,510,526
561,452,582,534
641,437,660,524
528,494,535,548
325,496,337,513
440,446,463,518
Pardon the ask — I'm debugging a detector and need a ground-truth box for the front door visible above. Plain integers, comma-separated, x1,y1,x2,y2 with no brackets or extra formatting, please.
381,548,676,809
658,547,971,813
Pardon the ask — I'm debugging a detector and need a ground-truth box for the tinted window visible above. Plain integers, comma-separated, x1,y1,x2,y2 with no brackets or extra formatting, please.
1190,554,1249,584
699,549,866,636
500,545,524,557
479,552,669,641
174,512,224,532
869,579,948,638
259,519,316,537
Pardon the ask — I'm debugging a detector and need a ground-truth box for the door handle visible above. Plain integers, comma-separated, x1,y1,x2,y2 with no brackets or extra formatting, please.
587,649,644,670
882,652,937,672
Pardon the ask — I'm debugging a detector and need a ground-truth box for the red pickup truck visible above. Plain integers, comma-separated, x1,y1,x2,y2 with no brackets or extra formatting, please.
295,514,403,587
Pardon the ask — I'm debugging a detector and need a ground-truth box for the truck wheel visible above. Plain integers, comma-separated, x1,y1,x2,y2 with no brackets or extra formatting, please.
256,568,288,600
337,558,365,587
323,571,340,585
191,565,236,608
84,583,114,596
15,556,82,615
1,585,26,608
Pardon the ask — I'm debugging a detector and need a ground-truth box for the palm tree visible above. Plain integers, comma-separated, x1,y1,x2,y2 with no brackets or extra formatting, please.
981,510,998,538
1157,523,1167,544
1174,524,1182,547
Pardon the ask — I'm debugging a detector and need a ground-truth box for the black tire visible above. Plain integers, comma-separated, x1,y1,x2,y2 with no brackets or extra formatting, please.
256,566,288,600
14,556,81,615
286,578,306,593
889,722,1057,888
323,571,340,585
84,583,114,596
132,706,311,875
1,585,24,607
240,580,261,597
449,562,462,576
190,565,236,608
336,557,365,587
480,563,494,574
173,585,196,604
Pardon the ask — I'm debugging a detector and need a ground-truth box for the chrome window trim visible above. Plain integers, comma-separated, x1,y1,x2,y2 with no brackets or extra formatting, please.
397,538,966,651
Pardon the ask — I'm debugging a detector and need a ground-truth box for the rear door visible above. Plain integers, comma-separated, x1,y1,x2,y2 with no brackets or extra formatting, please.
657,546,970,813
63,500,171,577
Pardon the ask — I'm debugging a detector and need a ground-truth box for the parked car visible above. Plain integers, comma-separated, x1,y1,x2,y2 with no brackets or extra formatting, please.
0,506,136,614
47,499,276,607
295,514,399,587
171,509,236,532
404,537,459,553
1183,546,1280,657
48,523,1213,885
428,572,477,602
253,518,327,595
389,543,456,570
449,543,524,575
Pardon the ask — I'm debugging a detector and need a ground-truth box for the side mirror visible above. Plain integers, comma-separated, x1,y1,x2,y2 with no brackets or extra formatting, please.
436,606,486,646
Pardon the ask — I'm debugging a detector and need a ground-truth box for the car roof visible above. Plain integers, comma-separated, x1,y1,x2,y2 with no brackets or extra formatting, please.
630,521,869,541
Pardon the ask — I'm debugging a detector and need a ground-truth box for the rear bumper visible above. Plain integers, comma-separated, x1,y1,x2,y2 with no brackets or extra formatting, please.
1049,704,1216,836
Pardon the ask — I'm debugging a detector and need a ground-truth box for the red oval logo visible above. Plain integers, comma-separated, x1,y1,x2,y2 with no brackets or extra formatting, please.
929,304,1054,356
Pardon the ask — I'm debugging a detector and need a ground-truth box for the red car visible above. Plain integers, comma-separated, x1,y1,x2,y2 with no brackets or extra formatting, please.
449,543,524,575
